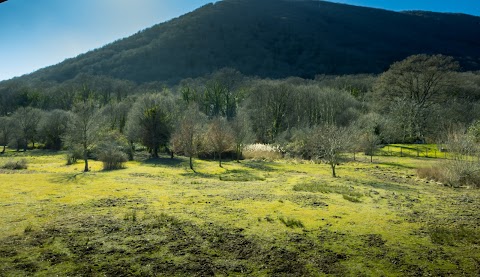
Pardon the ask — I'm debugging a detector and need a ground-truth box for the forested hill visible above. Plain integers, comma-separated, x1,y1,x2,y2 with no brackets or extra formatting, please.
15,0,480,84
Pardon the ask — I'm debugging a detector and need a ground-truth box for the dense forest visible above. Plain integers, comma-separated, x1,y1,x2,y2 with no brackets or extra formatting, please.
1,54,480,183
4,0,480,85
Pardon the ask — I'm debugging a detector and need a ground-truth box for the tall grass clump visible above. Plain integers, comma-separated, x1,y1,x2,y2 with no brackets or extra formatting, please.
2,159,28,170
243,143,283,160
443,160,480,188
417,166,447,183
418,162,480,188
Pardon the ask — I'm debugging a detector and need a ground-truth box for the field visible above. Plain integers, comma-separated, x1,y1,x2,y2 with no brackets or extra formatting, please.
0,146,479,276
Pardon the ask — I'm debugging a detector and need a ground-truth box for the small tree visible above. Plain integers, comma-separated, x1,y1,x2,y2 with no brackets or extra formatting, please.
64,101,101,172
230,110,254,162
95,131,129,171
309,124,350,177
171,105,205,172
360,131,380,163
206,117,234,167
11,107,43,151
125,93,175,158
38,109,70,150
0,116,14,154
375,54,459,141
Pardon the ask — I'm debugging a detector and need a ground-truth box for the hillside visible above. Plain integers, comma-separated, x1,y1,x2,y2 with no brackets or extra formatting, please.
14,0,480,84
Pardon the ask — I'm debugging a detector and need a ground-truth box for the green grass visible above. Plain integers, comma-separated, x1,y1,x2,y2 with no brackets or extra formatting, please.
0,147,479,276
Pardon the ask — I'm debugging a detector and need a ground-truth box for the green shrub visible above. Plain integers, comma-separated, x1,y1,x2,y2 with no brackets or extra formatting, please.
2,159,28,170
97,147,128,171
66,146,83,165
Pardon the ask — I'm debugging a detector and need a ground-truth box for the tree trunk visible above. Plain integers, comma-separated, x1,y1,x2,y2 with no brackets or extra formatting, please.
23,138,28,152
128,141,135,161
84,147,89,172
189,156,195,172
353,152,356,161
153,147,159,158
370,154,373,163
170,150,174,159
236,144,240,163
219,152,222,168
84,157,89,172
331,163,336,178
1,144,5,154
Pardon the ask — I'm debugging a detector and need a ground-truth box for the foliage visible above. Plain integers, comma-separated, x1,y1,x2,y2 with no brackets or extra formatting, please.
125,93,175,158
170,105,206,171
229,108,254,162
204,117,234,167
11,107,43,151
0,116,14,153
64,101,101,172
37,109,70,150
374,54,459,141
95,131,130,171
66,146,83,165
7,0,480,87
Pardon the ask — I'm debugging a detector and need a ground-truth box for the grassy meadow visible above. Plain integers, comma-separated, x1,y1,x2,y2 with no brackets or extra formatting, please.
0,146,479,276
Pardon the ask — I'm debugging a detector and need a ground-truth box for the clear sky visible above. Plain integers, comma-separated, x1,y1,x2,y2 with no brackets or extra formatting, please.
0,0,479,81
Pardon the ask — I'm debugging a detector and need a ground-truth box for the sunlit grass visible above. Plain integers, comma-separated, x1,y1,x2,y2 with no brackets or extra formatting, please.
0,146,479,275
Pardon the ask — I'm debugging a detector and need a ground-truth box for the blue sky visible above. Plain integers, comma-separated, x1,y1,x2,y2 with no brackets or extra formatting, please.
0,0,479,81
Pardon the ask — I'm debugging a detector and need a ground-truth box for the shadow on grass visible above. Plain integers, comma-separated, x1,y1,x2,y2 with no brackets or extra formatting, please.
142,157,184,167
180,171,217,179
242,161,276,172
359,180,417,193
220,169,266,182
0,149,65,158
49,172,86,184
376,162,416,169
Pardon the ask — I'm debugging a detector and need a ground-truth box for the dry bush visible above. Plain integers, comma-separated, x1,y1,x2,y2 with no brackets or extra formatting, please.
443,160,480,188
417,166,447,183
243,144,283,160
418,161,480,188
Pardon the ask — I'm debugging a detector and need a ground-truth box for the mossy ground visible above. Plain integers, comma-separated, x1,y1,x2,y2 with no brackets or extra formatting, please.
0,146,479,276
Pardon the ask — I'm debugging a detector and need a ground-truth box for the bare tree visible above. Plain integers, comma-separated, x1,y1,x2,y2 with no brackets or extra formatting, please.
206,117,234,167
171,105,205,172
230,110,254,162
64,101,101,172
309,124,350,177
375,54,459,141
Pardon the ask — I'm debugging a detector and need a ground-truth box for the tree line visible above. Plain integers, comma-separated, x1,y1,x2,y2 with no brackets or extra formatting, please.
1,55,480,176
